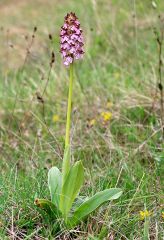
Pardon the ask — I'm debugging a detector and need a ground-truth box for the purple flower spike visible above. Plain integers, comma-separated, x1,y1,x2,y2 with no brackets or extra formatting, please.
60,12,84,66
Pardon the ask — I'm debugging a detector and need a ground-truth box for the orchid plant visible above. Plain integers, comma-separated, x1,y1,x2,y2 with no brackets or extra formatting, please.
35,12,122,228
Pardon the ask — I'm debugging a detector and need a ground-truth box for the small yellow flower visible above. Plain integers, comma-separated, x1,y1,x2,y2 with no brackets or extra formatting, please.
88,119,96,127
52,114,60,123
161,212,164,219
106,101,113,109
139,210,151,220
114,72,120,79
101,111,112,122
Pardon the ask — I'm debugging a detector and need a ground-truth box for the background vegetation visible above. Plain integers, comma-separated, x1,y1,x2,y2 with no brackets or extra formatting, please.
0,0,164,239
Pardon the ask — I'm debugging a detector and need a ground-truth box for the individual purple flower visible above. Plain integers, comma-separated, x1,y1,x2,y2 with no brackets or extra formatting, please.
60,12,84,66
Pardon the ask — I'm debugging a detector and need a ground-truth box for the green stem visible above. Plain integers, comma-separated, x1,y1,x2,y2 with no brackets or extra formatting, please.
61,63,73,190
65,63,74,148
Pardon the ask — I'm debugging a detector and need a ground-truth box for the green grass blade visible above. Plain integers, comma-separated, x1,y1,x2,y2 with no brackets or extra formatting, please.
143,217,150,240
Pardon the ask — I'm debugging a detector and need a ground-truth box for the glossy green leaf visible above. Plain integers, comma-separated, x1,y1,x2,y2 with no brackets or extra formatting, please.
60,160,84,218
48,167,62,207
69,188,122,226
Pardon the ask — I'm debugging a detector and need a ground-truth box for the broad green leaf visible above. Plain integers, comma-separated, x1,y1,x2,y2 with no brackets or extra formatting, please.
34,198,59,217
69,188,122,226
71,196,89,212
60,161,84,218
48,167,62,207
62,145,71,185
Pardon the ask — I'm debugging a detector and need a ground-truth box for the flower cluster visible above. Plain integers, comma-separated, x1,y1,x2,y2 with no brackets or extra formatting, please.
139,210,151,220
60,12,84,66
101,111,112,123
52,114,60,123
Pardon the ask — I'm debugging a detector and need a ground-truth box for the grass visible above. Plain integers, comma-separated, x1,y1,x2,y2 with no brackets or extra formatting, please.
0,0,164,239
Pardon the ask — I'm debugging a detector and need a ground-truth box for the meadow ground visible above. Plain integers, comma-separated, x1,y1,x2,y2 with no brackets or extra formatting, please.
0,0,164,239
